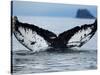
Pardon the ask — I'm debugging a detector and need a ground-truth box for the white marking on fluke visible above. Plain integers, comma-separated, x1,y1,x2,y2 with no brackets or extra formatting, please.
14,26,48,52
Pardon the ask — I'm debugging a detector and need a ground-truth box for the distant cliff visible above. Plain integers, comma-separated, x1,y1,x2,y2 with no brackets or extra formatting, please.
76,9,95,19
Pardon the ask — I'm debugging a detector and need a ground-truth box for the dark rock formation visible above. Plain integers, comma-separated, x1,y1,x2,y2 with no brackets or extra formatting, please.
76,9,95,19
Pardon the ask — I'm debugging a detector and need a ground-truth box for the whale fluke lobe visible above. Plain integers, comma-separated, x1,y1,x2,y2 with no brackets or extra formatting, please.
58,19,97,48
12,16,97,52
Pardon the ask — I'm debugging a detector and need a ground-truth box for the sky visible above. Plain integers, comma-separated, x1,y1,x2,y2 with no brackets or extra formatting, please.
12,1,97,17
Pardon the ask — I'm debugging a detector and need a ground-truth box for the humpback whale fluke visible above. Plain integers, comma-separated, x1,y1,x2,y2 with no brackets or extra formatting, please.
12,16,97,52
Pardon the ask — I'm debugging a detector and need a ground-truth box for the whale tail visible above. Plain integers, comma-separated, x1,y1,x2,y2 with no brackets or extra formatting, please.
12,16,97,52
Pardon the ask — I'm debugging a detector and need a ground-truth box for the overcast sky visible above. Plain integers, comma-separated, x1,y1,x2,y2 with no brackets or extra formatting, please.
12,1,97,17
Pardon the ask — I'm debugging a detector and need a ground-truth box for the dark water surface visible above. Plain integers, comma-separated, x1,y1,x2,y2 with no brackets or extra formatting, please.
12,49,97,74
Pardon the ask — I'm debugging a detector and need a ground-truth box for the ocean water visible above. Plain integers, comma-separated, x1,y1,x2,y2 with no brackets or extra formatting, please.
12,49,97,74
12,16,97,74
